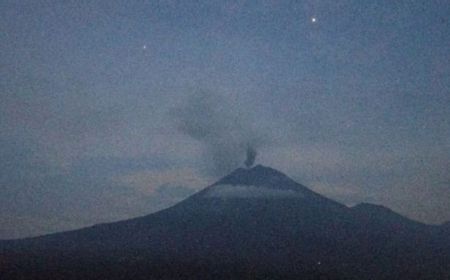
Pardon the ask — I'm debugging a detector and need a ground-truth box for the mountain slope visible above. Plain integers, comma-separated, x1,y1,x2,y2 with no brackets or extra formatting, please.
1,165,449,279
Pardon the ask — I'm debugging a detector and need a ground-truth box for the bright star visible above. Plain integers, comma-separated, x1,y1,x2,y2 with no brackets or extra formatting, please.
311,17,316,23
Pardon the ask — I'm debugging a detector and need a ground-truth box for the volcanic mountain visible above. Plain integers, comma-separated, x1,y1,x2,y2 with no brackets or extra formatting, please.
1,165,449,279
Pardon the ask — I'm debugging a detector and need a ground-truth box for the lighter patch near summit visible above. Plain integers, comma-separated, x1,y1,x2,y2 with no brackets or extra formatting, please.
203,184,303,198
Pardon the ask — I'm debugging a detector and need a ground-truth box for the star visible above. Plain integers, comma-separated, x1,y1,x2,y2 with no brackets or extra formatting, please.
143,45,147,50
311,17,317,23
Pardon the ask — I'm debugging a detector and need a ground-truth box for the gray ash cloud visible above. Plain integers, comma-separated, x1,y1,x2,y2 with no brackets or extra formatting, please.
244,146,257,168
171,90,263,175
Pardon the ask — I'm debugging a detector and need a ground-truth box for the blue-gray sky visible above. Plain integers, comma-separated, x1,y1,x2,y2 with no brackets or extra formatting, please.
1,0,449,239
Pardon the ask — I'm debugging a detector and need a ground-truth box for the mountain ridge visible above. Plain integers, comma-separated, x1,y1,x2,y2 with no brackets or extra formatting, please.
1,165,449,279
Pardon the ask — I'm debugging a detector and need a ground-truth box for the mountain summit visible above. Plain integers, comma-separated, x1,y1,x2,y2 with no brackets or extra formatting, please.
216,165,294,186
1,165,449,279
198,165,320,199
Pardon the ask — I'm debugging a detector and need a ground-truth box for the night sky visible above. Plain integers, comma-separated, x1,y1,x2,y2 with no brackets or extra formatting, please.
1,0,449,239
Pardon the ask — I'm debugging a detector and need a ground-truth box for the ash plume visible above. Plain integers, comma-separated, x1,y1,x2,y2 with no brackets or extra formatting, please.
171,90,263,176
245,146,257,168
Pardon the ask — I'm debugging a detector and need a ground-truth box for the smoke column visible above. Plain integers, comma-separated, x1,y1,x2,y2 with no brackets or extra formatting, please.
244,146,257,168
171,90,263,175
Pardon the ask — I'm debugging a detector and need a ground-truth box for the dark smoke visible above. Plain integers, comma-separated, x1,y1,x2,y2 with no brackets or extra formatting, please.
171,90,264,176
244,146,257,168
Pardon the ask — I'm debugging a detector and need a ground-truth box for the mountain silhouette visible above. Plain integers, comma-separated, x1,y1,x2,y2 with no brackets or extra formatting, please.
1,165,449,279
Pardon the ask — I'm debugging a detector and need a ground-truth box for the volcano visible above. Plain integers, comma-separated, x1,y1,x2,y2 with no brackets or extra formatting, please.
1,165,449,279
